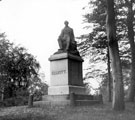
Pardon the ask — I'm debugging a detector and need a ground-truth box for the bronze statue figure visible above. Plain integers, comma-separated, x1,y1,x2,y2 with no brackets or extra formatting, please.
57,21,78,52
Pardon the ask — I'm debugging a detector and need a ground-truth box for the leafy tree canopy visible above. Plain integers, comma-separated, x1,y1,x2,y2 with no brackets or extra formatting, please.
77,0,133,93
0,33,45,98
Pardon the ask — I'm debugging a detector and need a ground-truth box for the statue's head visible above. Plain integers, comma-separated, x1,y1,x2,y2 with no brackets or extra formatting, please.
64,20,69,26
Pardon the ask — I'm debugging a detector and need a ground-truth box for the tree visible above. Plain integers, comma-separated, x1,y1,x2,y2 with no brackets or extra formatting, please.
78,0,126,110
77,0,111,100
0,33,41,100
79,0,134,103
125,0,135,102
0,33,13,100
107,47,112,102
106,0,125,110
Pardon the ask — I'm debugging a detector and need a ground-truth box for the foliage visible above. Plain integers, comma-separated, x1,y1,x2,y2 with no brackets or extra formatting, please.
83,60,107,94
78,0,132,64
77,0,134,95
0,33,47,102
0,82,48,107
0,96,28,107
77,0,108,94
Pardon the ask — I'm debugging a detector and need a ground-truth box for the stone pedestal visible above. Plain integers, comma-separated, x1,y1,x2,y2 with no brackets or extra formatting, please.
48,52,86,95
42,52,102,106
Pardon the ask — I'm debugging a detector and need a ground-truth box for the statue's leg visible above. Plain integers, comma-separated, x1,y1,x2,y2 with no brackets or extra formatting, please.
58,38,63,50
66,36,70,50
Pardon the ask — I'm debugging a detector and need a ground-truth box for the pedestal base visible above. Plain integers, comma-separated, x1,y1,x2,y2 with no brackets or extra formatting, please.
42,94,102,106
48,85,86,95
43,52,101,106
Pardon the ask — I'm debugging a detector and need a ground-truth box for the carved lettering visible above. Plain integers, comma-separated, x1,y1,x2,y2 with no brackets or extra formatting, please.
52,70,66,75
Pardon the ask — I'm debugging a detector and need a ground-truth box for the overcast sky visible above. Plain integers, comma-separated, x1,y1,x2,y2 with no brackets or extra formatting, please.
0,0,90,83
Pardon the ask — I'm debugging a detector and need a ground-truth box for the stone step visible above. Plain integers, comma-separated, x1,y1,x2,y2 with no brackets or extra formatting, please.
74,94,94,100
42,94,101,101
34,100,70,106
42,94,102,106
75,100,101,106
42,94,94,101
35,100,101,106
42,95,69,101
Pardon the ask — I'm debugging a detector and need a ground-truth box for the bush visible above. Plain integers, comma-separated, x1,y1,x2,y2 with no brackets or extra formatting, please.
33,90,43,101
0,98,15,107
15,88,29,97
0,83,48,107
14,96,28,106
0,96,28,107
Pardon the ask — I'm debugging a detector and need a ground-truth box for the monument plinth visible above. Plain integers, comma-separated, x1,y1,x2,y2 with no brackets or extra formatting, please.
48,52,86,95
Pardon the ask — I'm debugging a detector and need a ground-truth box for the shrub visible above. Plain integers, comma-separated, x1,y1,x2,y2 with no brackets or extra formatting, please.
15,88,29,97
0,96,28,107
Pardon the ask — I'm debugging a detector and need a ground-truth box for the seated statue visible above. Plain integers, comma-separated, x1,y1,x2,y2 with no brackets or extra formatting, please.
57,21,79,55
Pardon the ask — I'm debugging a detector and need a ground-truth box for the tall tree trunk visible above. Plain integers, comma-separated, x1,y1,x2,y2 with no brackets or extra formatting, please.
127,0,135,102
106,0,125,110
107,47,112,102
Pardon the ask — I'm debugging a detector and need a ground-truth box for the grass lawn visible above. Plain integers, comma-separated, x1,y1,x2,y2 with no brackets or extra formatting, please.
0,102,135,120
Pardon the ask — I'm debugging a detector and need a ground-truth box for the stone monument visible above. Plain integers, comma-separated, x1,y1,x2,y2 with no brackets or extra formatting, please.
43,21,102,105
48,21,85,96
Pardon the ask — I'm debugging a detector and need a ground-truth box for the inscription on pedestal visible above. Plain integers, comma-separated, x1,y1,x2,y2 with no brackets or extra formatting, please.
52,70,66,75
